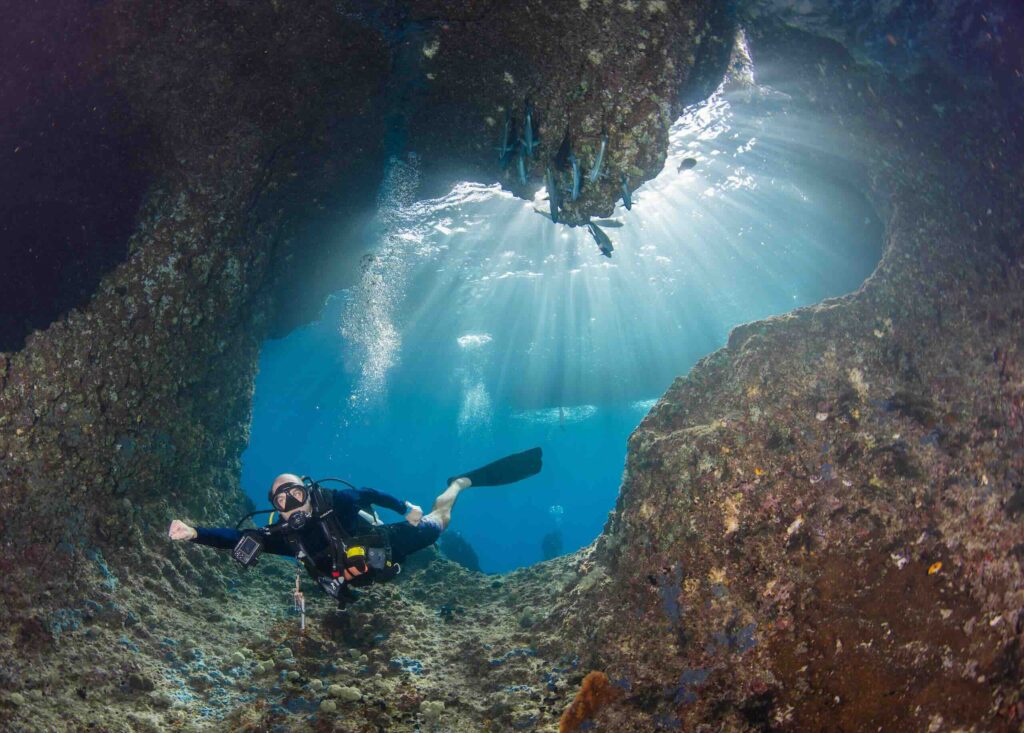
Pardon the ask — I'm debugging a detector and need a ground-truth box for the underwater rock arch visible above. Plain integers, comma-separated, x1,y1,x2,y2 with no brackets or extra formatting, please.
0,1,1021,731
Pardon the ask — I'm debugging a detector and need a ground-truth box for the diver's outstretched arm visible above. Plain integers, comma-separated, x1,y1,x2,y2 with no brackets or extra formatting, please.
348,486,407,515
336,488,423,525
169,520,241,549
167,520,291,555
168,519,198,541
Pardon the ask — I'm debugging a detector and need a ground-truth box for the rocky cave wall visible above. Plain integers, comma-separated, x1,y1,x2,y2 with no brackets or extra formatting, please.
0,0,391,616
0,0,732,727
1,1,1022,731
550,21,1024,733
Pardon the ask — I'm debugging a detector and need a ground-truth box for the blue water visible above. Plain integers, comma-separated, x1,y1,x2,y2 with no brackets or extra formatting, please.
242,49,883,573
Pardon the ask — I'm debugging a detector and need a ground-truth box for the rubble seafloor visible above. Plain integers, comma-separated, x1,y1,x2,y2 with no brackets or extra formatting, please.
0,544,585,732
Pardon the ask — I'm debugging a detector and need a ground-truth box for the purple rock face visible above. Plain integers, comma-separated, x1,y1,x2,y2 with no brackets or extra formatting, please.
0,1,151,352
0,1,1021,730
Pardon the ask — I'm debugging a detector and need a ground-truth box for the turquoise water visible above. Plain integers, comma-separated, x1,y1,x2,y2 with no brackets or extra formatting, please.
242,58,883,573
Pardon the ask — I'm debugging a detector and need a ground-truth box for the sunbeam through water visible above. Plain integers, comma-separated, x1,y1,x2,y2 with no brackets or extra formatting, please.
243,46,883,573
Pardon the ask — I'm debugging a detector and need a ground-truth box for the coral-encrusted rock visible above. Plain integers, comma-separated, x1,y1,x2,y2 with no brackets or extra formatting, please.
396,0,735,224
548,26,1024,733
0,0,389,612
747,0,1024,97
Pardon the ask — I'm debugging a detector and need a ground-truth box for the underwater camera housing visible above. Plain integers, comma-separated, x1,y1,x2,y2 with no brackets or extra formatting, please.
231,512,312,569
232,531,264,568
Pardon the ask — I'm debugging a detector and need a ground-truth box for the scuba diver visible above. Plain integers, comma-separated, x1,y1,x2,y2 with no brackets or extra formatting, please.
167,448,542,606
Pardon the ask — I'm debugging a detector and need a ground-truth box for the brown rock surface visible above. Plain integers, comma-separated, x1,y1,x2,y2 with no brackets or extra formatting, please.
548,24,1024,733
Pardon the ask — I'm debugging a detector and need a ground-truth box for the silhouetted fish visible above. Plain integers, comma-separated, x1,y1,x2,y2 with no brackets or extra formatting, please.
496,112,515,167
546,166,562,223
678,157,697,171
589,130,608,183
520,102,539,158
620,173,632,211
568,152,581,201
588,221,614,257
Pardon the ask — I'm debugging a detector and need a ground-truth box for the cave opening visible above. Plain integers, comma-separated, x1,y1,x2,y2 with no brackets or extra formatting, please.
242,40,884,574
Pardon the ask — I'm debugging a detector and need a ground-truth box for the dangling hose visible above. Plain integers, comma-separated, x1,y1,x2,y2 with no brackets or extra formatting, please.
293,567,306,633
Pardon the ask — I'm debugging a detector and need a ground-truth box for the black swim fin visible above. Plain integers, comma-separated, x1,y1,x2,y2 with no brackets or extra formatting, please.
447,447,542,487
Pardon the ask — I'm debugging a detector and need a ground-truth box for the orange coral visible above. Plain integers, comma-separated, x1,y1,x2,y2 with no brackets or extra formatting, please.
559,671,621,733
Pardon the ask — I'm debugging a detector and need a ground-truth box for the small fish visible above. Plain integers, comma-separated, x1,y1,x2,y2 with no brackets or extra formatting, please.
587,221,614,257
496,112,515,166
620,173,632,211
545,166,561,223
517,151,527,184
520,102,539,158
678,157,697,172
592,218,623,228
588,130,607,183
568,152,581,201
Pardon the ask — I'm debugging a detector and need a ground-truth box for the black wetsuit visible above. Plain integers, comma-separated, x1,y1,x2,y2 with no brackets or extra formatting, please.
191,487,441,574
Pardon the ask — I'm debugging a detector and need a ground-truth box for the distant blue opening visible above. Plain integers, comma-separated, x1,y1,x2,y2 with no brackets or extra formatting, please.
242,62,883,573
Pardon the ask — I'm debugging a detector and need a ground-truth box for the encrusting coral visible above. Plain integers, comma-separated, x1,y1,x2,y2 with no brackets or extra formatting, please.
559,671,621,733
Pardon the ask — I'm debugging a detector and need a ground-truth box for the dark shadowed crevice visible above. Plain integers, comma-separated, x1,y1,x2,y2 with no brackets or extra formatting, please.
0,98,150,352
0,2,151,353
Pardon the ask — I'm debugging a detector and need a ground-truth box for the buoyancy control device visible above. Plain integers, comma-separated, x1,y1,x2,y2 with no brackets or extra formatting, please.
231,477,401,604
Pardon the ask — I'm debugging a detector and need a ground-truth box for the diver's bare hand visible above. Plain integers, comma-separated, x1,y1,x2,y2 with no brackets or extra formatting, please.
405,503,423,526
168,520,197,541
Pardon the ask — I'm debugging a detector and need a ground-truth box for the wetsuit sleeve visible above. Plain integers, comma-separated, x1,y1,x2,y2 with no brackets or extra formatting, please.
258,533,294,556
353,487,408,515
191,527,241,549
191,527,293,556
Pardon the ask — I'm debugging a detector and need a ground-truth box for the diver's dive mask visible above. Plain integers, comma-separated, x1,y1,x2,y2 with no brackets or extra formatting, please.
271,482,309,513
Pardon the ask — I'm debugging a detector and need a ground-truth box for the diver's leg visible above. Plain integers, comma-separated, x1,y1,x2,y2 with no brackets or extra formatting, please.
423,477,471,530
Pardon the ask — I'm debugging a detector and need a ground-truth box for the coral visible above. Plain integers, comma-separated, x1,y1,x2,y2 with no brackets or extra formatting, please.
327,684,361,702
420,699,444,721
559,671,621,733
